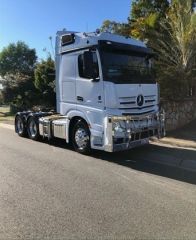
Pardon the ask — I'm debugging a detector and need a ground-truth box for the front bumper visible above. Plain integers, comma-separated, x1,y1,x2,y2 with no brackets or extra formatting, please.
104,111,165,152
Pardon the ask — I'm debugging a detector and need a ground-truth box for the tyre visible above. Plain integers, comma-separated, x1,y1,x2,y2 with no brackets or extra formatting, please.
72,120,91,154
15,115,26,137
27,116,40,140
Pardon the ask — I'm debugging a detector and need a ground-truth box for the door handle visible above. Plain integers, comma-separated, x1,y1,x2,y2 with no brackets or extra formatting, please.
77,96,83,101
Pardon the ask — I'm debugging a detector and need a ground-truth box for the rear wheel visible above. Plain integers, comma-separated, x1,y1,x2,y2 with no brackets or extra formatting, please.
72,120,91,154
27,116,40,140
15,115,26,137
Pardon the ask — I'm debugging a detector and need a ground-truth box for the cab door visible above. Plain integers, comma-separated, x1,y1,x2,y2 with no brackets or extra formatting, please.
75,50,104,110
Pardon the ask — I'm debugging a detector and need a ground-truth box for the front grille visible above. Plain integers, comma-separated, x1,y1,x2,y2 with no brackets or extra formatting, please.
145,99,155,103
119,95,156,116
119,96,136,108
122,110,154,116
120,101,135,105
120,105,154,110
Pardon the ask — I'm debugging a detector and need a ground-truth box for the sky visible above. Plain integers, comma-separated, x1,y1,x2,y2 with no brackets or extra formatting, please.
0,0,131,59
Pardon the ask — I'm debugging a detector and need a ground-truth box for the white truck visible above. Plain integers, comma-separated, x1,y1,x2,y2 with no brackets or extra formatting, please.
15,29,165,154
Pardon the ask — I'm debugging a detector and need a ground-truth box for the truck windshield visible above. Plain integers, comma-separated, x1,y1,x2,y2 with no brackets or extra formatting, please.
101,50,156,84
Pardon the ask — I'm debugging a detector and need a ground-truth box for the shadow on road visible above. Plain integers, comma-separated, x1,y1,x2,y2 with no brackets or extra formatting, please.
46,137,196,185
93,145,196,185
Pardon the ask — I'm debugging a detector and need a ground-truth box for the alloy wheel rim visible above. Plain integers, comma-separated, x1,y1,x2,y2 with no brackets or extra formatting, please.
75,127,89,149
29,120,37,137
17,118,23,134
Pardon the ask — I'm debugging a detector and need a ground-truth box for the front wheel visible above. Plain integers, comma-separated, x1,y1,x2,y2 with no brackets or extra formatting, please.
27,116,40,140
72,120,91,154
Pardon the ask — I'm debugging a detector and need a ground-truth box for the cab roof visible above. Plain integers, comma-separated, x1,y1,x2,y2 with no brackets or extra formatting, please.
56,30,147,55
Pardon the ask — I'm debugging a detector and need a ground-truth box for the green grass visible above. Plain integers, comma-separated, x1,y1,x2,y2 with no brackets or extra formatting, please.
0,106,10,113
0,106,15,123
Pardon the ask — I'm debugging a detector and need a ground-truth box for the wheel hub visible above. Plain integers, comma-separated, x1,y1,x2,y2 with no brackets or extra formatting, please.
29,120,37,137
17,118,23,134
75,128,89,149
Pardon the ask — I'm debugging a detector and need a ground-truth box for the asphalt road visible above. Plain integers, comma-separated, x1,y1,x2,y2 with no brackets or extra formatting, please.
0,126,196,240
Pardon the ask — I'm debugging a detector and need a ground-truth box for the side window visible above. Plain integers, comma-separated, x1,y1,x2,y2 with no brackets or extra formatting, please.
78,51,99,79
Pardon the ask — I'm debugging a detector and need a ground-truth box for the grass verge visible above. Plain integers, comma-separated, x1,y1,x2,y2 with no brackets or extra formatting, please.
0,106,15,124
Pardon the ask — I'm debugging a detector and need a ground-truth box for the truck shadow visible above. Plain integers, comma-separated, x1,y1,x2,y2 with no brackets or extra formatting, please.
92,144,196,185
46,137,196,185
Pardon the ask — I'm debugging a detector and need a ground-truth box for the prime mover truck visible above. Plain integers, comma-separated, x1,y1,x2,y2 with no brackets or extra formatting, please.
15,29,165,154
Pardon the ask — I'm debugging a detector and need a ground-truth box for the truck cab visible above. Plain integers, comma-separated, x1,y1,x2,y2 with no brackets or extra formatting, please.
15,30,165,154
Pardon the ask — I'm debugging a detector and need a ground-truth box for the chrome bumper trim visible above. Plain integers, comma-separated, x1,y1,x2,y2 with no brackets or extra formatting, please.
105,111,165,152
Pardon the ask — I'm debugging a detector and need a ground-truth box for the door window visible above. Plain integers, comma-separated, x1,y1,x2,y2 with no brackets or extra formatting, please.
78,51,99,79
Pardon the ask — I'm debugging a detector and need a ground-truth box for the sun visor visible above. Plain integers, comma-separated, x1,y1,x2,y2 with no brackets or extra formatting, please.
98,40,154,57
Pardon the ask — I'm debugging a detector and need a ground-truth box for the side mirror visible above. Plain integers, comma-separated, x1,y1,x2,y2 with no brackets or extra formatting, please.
83,51,99,80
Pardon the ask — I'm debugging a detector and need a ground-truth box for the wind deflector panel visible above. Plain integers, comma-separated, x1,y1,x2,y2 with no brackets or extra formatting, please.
98,40,154,57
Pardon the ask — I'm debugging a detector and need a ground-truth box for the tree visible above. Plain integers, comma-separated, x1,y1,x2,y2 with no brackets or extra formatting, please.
100,1,170,40
128,0,196,99
0,41,36,77
130,0,170,39
100,20,130,36
150,0,196,99
0,41,37,108
131,0,169,19
34,56,56,107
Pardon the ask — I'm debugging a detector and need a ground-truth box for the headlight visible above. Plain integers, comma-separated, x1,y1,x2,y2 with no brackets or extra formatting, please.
113,122,125,133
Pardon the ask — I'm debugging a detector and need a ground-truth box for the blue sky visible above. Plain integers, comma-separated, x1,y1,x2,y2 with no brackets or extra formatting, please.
0,0,131,59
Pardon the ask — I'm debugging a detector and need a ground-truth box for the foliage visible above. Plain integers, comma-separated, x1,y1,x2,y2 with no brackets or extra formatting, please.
0,92,3,105
129,0,196,99
130,0,170,40
100,20,131,36
131,0,170,19
150,0,196,99
2,78,38,108
101,1,170,40
34,56,56,107
0,42,38,108
0,41,36,77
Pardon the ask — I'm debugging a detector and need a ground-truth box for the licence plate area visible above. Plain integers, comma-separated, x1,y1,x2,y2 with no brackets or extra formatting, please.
113,129,156,145
135,119,153,129
128,117,157,130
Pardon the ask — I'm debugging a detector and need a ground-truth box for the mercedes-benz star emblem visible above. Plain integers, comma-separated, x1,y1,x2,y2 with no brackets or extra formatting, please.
137,94,144,107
